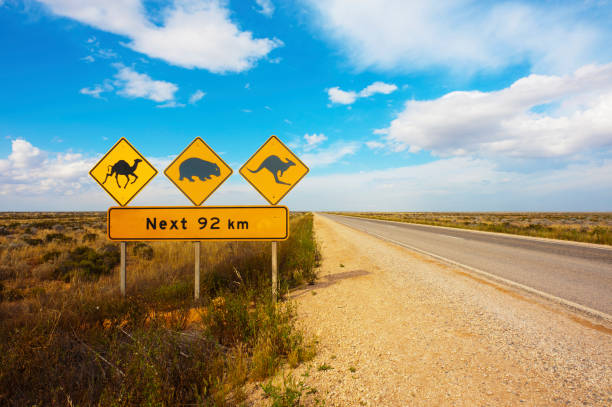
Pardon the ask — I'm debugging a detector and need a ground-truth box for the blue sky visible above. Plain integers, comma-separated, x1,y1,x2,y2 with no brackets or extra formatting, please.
1,0,612,211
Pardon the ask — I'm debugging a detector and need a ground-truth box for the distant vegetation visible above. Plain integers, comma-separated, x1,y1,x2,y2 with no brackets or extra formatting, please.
332,212,612,245
0,211,320,406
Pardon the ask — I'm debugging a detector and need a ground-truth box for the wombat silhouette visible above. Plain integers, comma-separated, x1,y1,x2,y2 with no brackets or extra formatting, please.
248,155,295,185
179,157,220,182
102,158,142,189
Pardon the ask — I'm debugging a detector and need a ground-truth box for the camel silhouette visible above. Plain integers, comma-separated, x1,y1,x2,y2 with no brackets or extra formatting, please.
102,159,142,189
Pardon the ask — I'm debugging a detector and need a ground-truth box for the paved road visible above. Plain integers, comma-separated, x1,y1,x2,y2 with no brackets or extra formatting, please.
320,213,612,317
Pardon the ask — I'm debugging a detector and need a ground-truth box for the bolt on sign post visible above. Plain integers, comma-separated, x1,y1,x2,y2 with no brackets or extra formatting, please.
90,138,158,296
240,135,309,301
165,138,233,299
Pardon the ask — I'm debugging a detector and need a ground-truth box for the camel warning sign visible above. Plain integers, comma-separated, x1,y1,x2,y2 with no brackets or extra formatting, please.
89,138,158,206
164,137,233,206
239,135,308,205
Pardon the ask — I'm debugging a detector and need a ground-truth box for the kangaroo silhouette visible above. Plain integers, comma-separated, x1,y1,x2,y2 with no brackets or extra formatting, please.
249,155,295,185
102,158,142,189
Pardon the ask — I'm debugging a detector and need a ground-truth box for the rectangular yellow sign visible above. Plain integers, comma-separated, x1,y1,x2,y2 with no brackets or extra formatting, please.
107,206,289,241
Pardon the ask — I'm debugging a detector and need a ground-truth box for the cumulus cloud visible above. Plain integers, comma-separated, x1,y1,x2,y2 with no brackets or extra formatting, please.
359,82,397,97
303,133,327,151
374,63,612,159
1,139,610,211
301,142,359,167
304,0,610,74
254,0,274,17
328,81,396,105
327,87,357,105
189,89,206,104
0,139,93,199
80,85,107,99
113,66,178,103
80,66,180,105
288,157,612,211
38,0,281,73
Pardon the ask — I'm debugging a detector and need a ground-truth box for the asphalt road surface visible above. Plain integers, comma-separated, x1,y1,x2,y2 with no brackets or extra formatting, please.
320,213,612,317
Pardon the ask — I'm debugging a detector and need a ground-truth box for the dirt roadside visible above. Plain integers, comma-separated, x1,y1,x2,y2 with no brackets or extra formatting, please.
276,214,612,406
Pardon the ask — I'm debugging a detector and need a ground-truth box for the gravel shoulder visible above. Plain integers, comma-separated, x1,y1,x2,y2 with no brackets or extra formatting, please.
281,214,612,406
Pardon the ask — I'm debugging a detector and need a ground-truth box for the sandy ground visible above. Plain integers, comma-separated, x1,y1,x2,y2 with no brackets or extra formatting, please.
251,214,612,406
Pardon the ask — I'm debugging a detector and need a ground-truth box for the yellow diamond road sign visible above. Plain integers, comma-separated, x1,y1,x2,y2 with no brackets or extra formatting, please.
240,135,309,205
164,137,233,206
89,138,158,206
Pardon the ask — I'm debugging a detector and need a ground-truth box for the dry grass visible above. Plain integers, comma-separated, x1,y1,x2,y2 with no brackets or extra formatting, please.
0,212,319,406
331,212,612,245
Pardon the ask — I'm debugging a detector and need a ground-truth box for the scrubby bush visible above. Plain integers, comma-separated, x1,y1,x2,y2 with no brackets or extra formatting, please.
45,232,73,244
132,242,154,260
54,245,120,281
42,250,61,262
82,233,98,243
22,237,43,246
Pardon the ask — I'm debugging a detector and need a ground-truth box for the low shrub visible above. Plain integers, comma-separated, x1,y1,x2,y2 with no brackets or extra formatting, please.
82,233,98,243
45,232,73,244
54,245,120,281
133,242,154,260
22,237,43,246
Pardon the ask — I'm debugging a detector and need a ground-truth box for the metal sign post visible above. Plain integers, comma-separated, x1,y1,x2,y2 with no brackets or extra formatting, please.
91,136,307,300
90,138,158,296
120,241,126,296
271,241,278,301
239,135,309,301
194,241,201,300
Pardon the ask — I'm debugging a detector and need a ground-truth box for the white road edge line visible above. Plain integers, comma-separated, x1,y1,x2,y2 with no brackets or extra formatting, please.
324,215,612,324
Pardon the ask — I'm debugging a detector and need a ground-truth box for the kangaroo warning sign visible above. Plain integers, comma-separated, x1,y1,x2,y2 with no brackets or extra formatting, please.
164,137,233,206
239,135,309,205
89,138,158,206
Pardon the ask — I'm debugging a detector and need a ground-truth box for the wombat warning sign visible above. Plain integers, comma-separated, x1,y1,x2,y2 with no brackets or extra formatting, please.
164,137,233,206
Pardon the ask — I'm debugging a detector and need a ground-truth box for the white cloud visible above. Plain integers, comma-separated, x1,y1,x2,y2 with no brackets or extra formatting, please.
289,157,612,211
303,133,327,151
327,86,357,105
0,139,93,199
38,0,281,73
374,63,612,159
359,81,397,97
113,65,178,102
156,101,186,108
1,139,611,211
365,141,384,149
304,0,609,74
189,89,206,104
81,55,95,63
80,85,107,99
328,81,396,105
254,0,274,17
7,139,46,169
301,142,359,167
